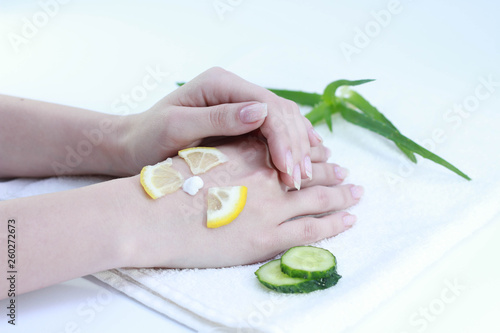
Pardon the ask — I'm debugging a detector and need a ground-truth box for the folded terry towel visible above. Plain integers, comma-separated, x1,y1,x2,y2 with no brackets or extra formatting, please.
1,107,499,333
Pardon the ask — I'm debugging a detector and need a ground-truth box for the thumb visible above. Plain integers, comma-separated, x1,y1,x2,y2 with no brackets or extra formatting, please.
178,102,268,140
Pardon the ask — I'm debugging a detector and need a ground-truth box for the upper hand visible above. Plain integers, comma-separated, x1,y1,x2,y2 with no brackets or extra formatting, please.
119,67,323,189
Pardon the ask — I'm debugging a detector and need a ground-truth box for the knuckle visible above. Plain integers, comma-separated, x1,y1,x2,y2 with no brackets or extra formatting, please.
314,187,331,210
204,66,228,79
325,165,338,183
302,219,319,242
286,99,299,110
280,99,299,116
252,168,279,185
337,186,351,207
303,115,313,127
268,115,286,133
208,106,229,129
251,232,276,253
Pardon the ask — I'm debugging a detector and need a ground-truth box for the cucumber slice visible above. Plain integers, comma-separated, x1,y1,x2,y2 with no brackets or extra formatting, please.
255,260,340,294
281,246,338,279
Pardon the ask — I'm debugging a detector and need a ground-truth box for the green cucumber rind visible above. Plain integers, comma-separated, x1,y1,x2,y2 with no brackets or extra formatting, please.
255,259,341,294
258,274,341,294
280,246,338,280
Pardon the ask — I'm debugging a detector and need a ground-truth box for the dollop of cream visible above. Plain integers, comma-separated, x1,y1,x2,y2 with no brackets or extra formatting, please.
182,176,204,196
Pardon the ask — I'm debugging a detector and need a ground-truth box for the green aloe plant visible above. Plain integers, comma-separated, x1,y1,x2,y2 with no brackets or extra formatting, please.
267,79,470,180
177,80,470,180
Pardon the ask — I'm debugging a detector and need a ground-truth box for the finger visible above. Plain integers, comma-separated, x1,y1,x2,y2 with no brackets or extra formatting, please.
281,163,349,189
304,117,323,147
175,67,314,189
175,67,315,189
262,101,311,189
310,145,331,163
302,164,349,188
284,184,364,218
278,149,338,189
291,115,313,182
275,212,357,249
282,115,317,182
168,102,267,143
279,170,294,189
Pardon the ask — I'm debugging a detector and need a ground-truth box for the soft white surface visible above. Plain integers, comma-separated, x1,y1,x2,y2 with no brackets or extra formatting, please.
1,0,499,332
351,214,500,333
95,109,500,332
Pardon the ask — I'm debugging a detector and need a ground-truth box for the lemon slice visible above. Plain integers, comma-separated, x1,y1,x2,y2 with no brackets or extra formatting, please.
140,158,184,199
207,186,247,228
178,147,228,175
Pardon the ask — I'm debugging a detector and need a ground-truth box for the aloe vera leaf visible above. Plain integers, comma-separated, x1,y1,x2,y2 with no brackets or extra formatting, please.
323,79,375,105
341,88,392,124
341,89,417,163
324,103,333,131
339,104,471,180
306,102,327,125
267,89,322,107
305,102,338,130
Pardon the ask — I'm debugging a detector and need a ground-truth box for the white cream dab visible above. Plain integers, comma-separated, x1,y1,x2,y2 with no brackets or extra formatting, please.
182,176,204,196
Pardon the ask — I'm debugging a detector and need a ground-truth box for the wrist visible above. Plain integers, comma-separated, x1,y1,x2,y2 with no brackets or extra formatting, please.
113,174,174,268
116,160,203,269
109,175,148,267
98,114,135,176
54,112,132,177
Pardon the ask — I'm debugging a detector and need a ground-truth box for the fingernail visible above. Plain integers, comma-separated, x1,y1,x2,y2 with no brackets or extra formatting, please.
240,103,268,124
334,166,349,180
343,214,357,227
304,156,312,180
293,164,301,190
286,150,293,176
350,185,364,200
310,127,323,143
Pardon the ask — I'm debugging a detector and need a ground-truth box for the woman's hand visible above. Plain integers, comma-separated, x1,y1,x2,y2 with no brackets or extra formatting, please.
0,68,322,183
122,136,360,269
0,135,358,296
0,68,320,181
120,67,323,190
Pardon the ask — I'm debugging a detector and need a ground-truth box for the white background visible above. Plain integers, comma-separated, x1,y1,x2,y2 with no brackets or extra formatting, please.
1,0,499,332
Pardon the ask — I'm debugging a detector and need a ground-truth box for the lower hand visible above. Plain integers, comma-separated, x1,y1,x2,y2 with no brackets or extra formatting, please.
121,136,361,269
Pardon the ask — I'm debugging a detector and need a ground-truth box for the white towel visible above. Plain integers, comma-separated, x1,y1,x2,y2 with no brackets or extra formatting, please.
1,107,499,333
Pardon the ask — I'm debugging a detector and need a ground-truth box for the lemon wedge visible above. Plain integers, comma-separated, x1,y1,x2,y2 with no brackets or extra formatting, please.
178,147,228,175
140,158,184,199
207,186,247,228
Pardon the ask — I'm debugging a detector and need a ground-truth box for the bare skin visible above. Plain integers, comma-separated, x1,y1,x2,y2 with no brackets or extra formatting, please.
1,137,361,297
0,67,362,298
0,67,323,189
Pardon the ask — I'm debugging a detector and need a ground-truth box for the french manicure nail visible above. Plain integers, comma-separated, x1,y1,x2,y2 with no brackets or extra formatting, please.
310,127,323,143
350,185,364,200
334,166,349,180
286,150,293,176
304,156,313,180
240,103,268,124
293,164,301,190
343,214,357,227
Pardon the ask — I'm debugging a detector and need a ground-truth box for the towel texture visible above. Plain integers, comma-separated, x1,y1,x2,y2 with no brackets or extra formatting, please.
1,107,499,333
